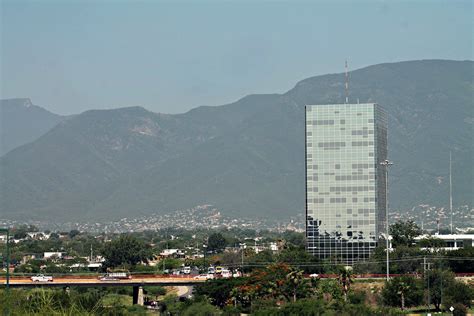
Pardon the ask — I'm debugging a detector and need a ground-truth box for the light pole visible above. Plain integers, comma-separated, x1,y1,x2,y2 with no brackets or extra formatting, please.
239,243,245,272
203,244,207,272
379,160,393,281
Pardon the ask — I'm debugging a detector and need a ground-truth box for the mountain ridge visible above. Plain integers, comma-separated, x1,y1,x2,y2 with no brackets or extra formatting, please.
1,59,472,221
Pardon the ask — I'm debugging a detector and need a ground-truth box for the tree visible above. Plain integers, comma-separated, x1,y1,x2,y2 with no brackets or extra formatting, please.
426,269,455,311
277,246,324,274
337,267,353,302
418,236,446,250
220,251,242,270
68,230,81,239
207,233,226,253
285,269,309,302
102,234,153,269
443,280,474,310
382,276,424,310
446,247,474,272
195,278,246,308
390,220,422,248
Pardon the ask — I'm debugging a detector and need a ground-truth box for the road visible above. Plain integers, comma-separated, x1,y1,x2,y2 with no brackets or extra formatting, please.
0,275,205,287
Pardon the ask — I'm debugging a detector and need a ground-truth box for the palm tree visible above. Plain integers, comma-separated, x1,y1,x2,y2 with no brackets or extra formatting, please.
338,266,353,302
396,280,410,310
286,269,307,302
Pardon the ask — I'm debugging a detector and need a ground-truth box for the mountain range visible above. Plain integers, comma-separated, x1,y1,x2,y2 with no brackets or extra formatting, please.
0,60,472,221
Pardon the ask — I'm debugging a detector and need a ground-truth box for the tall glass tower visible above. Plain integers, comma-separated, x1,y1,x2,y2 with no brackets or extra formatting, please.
305,103,387,264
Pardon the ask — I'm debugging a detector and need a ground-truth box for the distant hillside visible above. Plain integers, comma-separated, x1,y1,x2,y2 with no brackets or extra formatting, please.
0,98,62,156
0,60,472,221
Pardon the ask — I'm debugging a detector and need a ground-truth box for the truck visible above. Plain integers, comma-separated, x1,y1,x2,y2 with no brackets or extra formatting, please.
183,266,191,274
31,274,53,282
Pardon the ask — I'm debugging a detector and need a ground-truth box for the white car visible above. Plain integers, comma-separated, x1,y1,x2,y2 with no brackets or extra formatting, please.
31,274,53,282
309,273,319,278
221,269,231,278
193,274,208,280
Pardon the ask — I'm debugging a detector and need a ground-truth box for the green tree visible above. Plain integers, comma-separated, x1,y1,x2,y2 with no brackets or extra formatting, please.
382,276,424,310
443,280,474,311
68,229,81,239
446,247,474,272
195,278,247,308
426,269,455,311
284,269,309,302
418,236,446,249
207,233,226,253
277,246,324,274
390,220,422,248
102,234,153,269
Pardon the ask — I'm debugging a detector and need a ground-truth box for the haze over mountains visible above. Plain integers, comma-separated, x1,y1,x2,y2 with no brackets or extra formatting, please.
0,98,62,156
0,60,472,221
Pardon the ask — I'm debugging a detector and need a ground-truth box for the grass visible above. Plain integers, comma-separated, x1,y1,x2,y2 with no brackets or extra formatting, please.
101,293,132,307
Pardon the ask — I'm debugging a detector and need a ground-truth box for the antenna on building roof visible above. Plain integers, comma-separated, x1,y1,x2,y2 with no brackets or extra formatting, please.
345,60,349,104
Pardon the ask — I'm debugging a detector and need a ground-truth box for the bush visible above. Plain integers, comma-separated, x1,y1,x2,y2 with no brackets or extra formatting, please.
443,280,474,309
452,303,467,316
348,290,366,305
381,276,424,309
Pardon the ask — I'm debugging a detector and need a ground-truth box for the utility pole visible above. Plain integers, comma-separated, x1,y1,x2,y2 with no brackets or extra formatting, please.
239,243,245,272
423,257,432,313
380,160,393,281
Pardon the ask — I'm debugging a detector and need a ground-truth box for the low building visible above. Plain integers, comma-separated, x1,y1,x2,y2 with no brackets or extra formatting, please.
159,249,185,258
44,252,64,259
415,234,474,251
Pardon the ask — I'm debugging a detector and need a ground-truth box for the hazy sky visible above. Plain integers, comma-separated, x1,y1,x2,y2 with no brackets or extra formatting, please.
1,0,472,115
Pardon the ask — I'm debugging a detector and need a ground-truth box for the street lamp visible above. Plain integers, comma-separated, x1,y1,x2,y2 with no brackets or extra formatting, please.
203,244,207,272
0,228,10,293
239,243,245,272
379,160,393,281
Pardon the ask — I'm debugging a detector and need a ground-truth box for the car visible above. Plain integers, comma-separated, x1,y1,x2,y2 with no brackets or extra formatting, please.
193,274,208,280
31,274,53,282
221,269,231,278
215,266,223,274
207,267,215,274
309,273,319,278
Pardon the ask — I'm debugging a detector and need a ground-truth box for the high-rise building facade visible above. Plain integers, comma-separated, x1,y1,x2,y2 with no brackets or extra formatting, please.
305,103,387,264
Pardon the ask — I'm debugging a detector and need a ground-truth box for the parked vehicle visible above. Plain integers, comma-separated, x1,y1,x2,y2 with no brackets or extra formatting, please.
215,266,223,274
207,267,215,274
221,269,231,278
183,266,191,274
31,274,53,282
194,274,209,280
